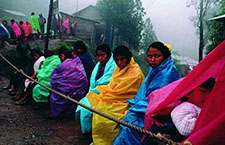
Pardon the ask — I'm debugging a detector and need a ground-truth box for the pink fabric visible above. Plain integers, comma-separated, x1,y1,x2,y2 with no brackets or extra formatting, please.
144,40,225,144
62,18,71,34
21,23,29,37
11,22,21,40
27,22,32,34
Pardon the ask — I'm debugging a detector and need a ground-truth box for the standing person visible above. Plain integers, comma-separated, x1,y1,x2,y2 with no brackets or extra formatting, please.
71,20,76,36
26,21,32,40
38,14,46,36
29,12,41,38
62,18,71,34
10,19,21,42
0,23,10,47
2,20,15,41
19,21,29,42
113,41,181,145
38,14,46,34
76,44,116,134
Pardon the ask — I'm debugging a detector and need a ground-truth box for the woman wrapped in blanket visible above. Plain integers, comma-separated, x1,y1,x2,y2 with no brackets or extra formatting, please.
87,45,145,145
76,44,116,134
113,41,181,145
50,46,88,118
15,49,45,105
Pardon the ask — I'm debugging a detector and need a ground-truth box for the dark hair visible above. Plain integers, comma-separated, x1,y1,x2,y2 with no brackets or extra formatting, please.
19,21,24,25
182,78,216,102
31,49,43,57
44,50,55,58
58,46,73,59
96,44,111,58
31,12,35,15
200,78,215,91
2,20,7,24
148,41,171,60
113,45,132,64
11,19,15,23
72,40,87,53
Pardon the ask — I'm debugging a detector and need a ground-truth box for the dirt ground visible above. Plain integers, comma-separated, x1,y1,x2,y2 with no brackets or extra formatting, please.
0,77,92,145
0,39,92,145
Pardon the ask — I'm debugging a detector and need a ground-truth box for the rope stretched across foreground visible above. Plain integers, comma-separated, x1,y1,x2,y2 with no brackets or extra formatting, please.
0,53,180,145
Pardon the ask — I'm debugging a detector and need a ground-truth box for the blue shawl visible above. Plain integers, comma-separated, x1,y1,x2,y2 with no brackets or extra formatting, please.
113,57,181,145
76,55,116,133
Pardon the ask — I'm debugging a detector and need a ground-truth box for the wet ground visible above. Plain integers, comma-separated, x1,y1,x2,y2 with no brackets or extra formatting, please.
0,77,92,145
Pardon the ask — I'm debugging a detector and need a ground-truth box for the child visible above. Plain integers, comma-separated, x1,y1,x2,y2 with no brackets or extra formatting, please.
171,78,215,137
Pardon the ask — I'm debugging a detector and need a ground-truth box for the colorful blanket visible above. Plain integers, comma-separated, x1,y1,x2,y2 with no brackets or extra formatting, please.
113,57,181,145
50,57,88,118
29,15,41,32
32,55,61,103
76,55,116,133
87,58,144,145
11,22,21,40
144,40,225,145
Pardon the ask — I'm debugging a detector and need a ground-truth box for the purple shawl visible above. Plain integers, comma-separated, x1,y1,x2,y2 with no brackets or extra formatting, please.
50,57,88,118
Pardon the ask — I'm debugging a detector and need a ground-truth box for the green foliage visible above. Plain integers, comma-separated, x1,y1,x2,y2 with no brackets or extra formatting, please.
206,0,225,53
97,0,145,49
139,17,157,50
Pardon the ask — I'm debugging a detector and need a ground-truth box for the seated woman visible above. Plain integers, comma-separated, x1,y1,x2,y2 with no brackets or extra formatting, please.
50,46,88,118
32,51,61,103
15,49,45,105
76,44,116,133
72,40,95,83
87,45,144,145
171,78,215,137
142,78,216,144
113,41,181,145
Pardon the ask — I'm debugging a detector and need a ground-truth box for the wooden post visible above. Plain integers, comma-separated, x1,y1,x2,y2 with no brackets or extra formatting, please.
44,0,54,54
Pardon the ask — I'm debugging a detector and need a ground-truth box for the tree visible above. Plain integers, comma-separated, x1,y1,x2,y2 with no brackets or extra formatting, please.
97,0,145,49
139,17,157,50
187,0,215,62
206,0,225,54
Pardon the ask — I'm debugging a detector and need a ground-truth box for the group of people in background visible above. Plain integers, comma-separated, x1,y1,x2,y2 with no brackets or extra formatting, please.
2,30,224,144
0,11,77,47
0,12,45,47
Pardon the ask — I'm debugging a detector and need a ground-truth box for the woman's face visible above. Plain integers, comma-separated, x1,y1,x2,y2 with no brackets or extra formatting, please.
96,50,109,66
33,53,40,62
146,47,164,69
186,86,210,108
114,55,128,70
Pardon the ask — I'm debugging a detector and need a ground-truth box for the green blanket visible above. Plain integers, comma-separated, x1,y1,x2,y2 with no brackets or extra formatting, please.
32,55,61,103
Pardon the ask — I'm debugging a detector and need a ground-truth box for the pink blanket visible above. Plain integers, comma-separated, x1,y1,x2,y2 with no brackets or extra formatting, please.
144,40,225,144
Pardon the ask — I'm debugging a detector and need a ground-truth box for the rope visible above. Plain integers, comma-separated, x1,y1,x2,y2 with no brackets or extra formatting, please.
0,53,180,145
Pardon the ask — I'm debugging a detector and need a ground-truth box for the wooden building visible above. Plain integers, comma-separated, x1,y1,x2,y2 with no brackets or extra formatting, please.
59,11,99,43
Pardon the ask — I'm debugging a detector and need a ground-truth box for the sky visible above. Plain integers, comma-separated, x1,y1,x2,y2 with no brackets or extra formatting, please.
59,0,199,60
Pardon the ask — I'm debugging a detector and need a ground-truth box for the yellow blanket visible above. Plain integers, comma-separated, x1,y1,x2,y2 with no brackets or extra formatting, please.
87,58,144,145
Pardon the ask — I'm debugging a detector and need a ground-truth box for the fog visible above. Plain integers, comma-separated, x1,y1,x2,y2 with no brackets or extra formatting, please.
0,0,199,60
59,0,199,60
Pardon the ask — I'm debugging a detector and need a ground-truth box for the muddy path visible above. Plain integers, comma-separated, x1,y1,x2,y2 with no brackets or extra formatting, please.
0,78,92,145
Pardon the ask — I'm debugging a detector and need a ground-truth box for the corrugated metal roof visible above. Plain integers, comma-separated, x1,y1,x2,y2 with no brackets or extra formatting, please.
208,14,225,21
2,9,27,17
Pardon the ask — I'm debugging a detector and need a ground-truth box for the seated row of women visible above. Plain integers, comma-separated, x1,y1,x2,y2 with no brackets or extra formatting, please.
13,39,221,145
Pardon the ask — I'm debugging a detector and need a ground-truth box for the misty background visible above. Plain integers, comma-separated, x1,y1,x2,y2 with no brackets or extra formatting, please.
0,0,199,60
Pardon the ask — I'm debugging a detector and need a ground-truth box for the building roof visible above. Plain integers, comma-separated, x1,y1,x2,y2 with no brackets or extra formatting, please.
2,9,27,17
208,14,225,21
72,5,95,16
60,11,99,23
